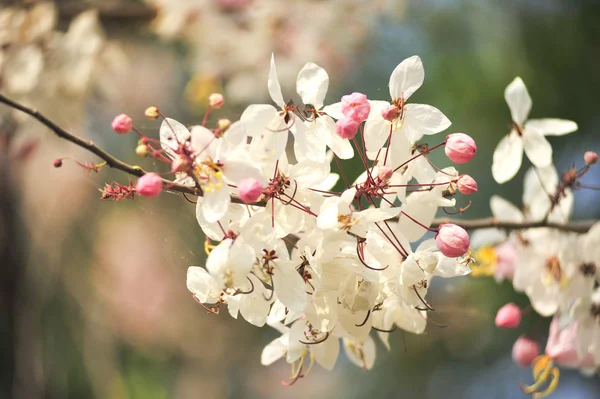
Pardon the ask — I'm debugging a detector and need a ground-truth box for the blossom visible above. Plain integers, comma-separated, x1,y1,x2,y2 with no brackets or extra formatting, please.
492,77,578,184
111,114,133,135
495,303,522,328
445,133,476,164
435,224,470,258
512,336,540,367
362,56,451,169
135,173,163,198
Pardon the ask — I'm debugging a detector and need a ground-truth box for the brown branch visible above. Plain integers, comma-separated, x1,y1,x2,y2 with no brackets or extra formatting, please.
430,218,595,234
0,92,595,233
0,92,260,205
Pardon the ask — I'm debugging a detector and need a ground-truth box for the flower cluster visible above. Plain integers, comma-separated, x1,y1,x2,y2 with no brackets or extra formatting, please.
120,55,479,382
470,78,600,397
0,3,121,101
145,0,394,105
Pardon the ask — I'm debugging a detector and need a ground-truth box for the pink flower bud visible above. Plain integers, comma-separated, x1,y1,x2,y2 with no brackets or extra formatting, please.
381,105,399,122
445,133,476,164
53,158,62,168
112,114,133,135
209,93,224,109
435,223,470,258
495,303,522,328
377,166,393,182
335,117,359,139
457,174,478,195
341,92,371,122
238,178,263,204
512,336,540,367
136,173,163,198
584,151,598,165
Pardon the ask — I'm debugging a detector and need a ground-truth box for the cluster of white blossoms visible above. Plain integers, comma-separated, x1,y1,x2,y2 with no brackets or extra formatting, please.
104,53,597,395
129,55,478,382
471,78,600,397
145,0,394,105
0,2,123,119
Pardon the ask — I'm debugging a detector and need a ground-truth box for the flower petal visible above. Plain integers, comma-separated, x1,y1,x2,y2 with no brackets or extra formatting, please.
296,62,329,109
389,55,424,101
311,337,339,371
268,54,285,109
202,186,231,223
504,77,532,125
490,195,524,223
492,130,523,184
261,336,287,366
160,118,190,156
522,129,553,167
322,102,343,120
403,103,451,142
525,118,578,136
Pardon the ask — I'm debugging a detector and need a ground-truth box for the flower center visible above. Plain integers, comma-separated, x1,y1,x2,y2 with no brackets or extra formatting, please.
337,213,358,231
196,158,224,193
544,256,563,285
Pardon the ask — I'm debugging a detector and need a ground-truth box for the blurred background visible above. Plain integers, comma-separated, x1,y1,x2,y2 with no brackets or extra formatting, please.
1,0,599,398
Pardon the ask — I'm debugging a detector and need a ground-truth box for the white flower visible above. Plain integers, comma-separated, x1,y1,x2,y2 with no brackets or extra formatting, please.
363,56,451,169
513,228,578,316
492,77,578,184
269,55,353,162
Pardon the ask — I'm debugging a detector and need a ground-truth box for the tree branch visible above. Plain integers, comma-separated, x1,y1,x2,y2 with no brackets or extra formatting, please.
0,93,253,203
0,92,595,233
430,217,594,234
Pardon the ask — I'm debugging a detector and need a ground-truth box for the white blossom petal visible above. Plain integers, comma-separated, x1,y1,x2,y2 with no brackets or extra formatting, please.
296,62,329,109
490,195,524,223
311,337,339,371
522,129,553,167
403,104,451,142
268,54,285,109
525,118,578,136
389,55,424,101
202,186,231,223
261,336,287,366
491,130,523,184
504,77,532,125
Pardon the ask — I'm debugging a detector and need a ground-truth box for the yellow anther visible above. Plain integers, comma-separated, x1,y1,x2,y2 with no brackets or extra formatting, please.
521,355,560,398
338,214,359,232
204,239,217,256
470,245,497,278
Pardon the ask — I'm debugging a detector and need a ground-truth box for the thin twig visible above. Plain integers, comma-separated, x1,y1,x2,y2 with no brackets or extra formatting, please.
0,93,262,206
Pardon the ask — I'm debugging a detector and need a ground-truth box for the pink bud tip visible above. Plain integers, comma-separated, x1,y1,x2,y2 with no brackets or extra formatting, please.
381,104,399,122
445,133,476,164
209,93,224,109
341,92,371,123
335,117,359,140
457,174,478,195
495,303,522,328
584,151,598,165
377,166,393,182
136,173,163,198
238,178,263,204
512,336,540,367
111,114,133,135
435,223,470,258
53,159,62,168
